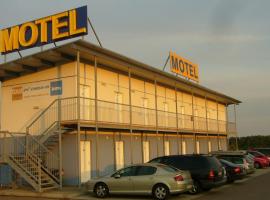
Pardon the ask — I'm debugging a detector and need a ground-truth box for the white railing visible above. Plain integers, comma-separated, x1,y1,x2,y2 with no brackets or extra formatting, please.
26,97,237,137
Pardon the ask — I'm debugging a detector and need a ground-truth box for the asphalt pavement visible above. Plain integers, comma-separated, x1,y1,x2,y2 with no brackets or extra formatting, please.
192,169,270,200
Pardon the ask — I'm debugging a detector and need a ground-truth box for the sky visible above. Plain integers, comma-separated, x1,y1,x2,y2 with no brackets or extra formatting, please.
0,0,269,136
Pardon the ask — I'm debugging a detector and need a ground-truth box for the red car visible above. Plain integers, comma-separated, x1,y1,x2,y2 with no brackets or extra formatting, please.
248,150,270,168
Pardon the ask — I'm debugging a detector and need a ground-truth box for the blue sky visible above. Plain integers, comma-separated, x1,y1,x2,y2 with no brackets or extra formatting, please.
0,0,269,136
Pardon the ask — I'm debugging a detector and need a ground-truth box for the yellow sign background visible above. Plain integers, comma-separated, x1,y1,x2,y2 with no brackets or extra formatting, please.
170,51,199,83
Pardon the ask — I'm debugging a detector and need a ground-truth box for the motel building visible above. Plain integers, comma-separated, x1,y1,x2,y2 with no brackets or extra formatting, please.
0,6,240,192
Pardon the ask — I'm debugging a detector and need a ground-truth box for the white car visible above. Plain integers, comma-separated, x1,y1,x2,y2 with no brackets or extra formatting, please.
86,163,193,200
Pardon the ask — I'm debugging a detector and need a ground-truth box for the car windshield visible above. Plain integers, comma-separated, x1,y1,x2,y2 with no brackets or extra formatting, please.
250,151,265,157
256,149,270,155
220,159,234,166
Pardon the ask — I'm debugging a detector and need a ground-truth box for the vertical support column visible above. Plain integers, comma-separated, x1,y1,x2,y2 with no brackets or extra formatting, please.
76,51,81,187
57,65,62,189
94,56,100,176
225,104,229,150
154,79,159,156
174,84,180,155
191,89,196,153
216,99,220,150
205,95,210,153
234,104,238,150
128,68,133,164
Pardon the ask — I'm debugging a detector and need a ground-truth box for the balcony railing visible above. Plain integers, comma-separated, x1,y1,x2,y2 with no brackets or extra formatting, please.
27,97,237,136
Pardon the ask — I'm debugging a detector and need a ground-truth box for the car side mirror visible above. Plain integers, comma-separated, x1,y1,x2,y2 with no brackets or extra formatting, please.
114,174,121,179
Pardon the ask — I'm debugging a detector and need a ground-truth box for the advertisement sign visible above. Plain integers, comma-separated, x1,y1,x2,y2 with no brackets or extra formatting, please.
170,51,199,83
12,80,63,101
0,6,88,54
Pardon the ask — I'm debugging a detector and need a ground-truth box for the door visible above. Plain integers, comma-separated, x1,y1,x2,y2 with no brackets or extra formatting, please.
182,140,186,155
143,98,148,126
109,166,136,193
164,141,170,156
180,106,185,129
131,166,156,193
164,102,168,127
115,141,124,170
80,85,91,120
196,140,200,154
142,141,150,163
80,141,91,183
115,93,123,123
208,141,212,153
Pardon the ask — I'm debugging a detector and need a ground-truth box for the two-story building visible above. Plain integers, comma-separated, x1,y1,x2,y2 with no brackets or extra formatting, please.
0,39,240,191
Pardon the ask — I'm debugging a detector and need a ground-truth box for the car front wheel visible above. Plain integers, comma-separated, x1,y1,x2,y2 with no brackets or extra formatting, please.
153,184,169,200
94,183,109,198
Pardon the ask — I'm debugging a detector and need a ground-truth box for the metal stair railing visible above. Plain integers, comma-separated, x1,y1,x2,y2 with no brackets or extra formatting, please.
26,133,60,184
0,131,43,192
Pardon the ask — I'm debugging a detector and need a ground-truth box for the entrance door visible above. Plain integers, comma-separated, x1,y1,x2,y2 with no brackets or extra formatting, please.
80,141,91,183
208,141,212,153
164,141,170,156
115,141,124,170
182,140,186,155
80,85,91,120
142,141,150,163
196,140,200,154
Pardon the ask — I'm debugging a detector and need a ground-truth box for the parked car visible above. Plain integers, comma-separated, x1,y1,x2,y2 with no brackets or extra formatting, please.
253,148,270,157
211,151,255,174
247,150,270,168
219,159,246,183
85,163,193,200
252,148,270,166
149,155,226,194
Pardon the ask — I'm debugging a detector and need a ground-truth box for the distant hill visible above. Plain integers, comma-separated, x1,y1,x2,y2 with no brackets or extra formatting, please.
229,135,270,150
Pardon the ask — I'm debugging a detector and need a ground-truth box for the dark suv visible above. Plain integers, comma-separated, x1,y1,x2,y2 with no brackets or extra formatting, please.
149,155,226,194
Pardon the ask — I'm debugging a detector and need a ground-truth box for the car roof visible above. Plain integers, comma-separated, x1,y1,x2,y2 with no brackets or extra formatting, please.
211,151,247,156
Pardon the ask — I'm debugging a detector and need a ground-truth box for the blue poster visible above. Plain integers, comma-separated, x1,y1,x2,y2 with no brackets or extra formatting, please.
50,80,62,96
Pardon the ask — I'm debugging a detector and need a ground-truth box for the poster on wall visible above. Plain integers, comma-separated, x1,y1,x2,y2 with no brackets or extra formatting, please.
12,80,63,101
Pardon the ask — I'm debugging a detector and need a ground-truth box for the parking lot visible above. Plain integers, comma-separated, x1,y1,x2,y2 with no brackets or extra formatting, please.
1,168,270,200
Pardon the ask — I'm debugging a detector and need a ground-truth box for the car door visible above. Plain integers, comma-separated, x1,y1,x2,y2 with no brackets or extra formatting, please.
131,166,157,194
108,166,136,194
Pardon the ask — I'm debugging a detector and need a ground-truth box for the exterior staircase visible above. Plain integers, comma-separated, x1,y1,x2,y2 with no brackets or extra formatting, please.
1,132,60,192
0,98,72,192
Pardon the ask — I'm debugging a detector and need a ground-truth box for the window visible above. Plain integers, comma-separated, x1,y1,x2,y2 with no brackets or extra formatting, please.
149,157,163,163
135,166,157,176
115,92,123,123
143,98,149,125
164,102,168,126
113,166,137,177
158,164,179,173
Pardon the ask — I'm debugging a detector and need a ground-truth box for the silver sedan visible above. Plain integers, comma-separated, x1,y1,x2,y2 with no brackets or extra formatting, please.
86,163,193,200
